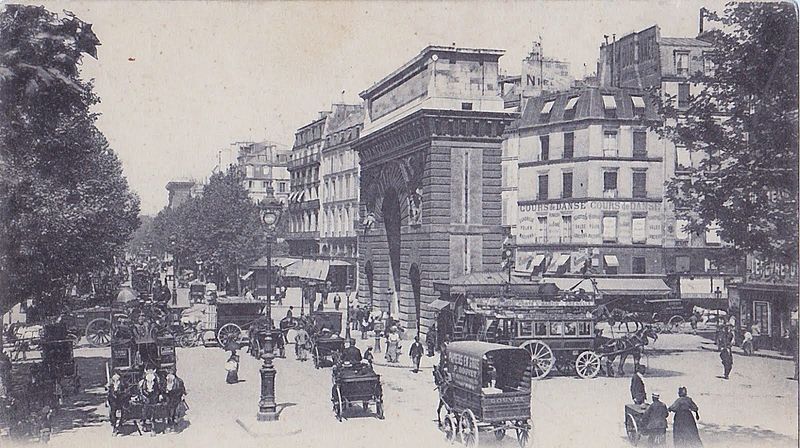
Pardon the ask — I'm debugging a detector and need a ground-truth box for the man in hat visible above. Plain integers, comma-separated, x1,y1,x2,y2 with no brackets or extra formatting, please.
642,392,668,446
409,336,425,373
342,339,362,365
720,346,734,379
630,364,647,405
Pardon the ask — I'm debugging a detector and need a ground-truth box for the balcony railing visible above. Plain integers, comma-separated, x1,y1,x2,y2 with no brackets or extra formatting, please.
287,152,320,169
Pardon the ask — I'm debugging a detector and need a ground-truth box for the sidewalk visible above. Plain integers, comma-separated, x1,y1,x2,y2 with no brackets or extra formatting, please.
350,330,439,370
699,340,795,361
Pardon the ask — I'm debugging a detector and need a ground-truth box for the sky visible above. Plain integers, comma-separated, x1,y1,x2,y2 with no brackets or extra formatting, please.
26,0,728,215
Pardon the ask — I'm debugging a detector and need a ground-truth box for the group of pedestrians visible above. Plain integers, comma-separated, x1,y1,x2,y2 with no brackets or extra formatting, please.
631,366,702,447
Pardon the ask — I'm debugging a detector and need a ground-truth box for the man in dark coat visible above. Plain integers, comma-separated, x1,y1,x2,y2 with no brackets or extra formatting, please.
426,325,437,357
642,393,668,446
630,364,647,405
341,339,362,365
409,336,425,373
720,347,733,379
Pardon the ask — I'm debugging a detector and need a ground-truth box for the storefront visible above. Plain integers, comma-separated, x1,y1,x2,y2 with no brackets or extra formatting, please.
728,256,798,351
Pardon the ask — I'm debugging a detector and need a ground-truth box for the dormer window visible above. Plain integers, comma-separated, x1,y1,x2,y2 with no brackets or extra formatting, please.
602,95,617,118
564,96,579,120
541,100,555,115
631,95,645,115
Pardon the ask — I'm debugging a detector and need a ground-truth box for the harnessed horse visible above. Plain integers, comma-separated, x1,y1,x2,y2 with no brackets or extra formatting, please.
595,326,659,377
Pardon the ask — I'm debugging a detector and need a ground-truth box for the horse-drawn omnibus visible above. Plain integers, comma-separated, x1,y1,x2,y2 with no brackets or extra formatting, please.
434,274,658,379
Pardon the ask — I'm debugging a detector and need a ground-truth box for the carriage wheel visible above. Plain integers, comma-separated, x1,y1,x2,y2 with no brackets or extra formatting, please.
459,409,479,447
668,315,685,333
336,386,344,422
376,399,385,419
575,351,602,379
85,318,112,347
516,426,531,448
653,321,666,334
625,412,640,445
217,323,242,346
494,429,506,440
178,333,196,348
521,340,554,379
443,414,457,444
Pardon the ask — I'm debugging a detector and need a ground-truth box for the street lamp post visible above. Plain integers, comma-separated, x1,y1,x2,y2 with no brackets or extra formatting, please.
257,197,283,422
170,236,178,306
344,285,353,340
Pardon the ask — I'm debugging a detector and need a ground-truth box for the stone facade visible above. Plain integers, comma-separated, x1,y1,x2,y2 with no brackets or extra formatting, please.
354,46,516,334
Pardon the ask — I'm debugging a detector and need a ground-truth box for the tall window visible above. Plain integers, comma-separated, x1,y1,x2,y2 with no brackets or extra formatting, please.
603,171,618,198
562,172,573,198
537,217,548,243
675,219,690,241
632,257,646,274
561,216,573,243
678,83,690,108
706,222,722,245
563,132,574,159
633,131,647,158
540,135,550,161
538,174,549,200
675,51,689,76
676,146,692,171
632,171,647,198
753,301,771,336
603,131,618,157
632,216,647,244
602,215,618,242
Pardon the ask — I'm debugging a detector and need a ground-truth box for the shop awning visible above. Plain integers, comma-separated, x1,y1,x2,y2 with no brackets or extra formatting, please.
680,278,728,299
515,253,545,274
329,259,352,267
594,278,670,296
241,271,253,281
428,299,452,311
604,255,619,267
547,254,570,273
286,259,330,281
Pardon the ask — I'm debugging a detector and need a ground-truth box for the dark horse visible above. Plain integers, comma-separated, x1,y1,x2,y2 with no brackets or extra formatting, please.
594,325,659,377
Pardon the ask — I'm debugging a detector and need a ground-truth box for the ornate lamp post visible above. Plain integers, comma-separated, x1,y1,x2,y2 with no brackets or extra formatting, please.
257,196,283,422
344,284,353,340
169,236,178,306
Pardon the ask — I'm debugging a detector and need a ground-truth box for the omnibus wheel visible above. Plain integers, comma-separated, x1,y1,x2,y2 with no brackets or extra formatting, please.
521,340,554,379
575,351,602,379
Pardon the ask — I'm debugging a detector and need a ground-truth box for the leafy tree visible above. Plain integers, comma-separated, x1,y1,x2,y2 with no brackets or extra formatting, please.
654,2,798,264
0,5,140,316
146,170,289,292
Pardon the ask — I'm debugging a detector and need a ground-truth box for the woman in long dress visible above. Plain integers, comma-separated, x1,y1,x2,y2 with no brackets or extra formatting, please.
669,386,703,447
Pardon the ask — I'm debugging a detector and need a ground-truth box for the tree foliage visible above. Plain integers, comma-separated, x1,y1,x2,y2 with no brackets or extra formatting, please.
0,5,140,316
654,2,798,264
146,170,287,289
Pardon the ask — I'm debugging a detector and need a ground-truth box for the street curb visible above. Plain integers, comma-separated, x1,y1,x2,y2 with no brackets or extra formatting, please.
235,418,302,438
371,361,433,370
698,344,794,361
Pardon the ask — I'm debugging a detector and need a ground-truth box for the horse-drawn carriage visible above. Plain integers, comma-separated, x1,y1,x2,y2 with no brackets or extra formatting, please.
33,323,81,402
434,342,532,447
449,282,658,379
330,360,384,421
106,293,180,435
309,311,345,369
